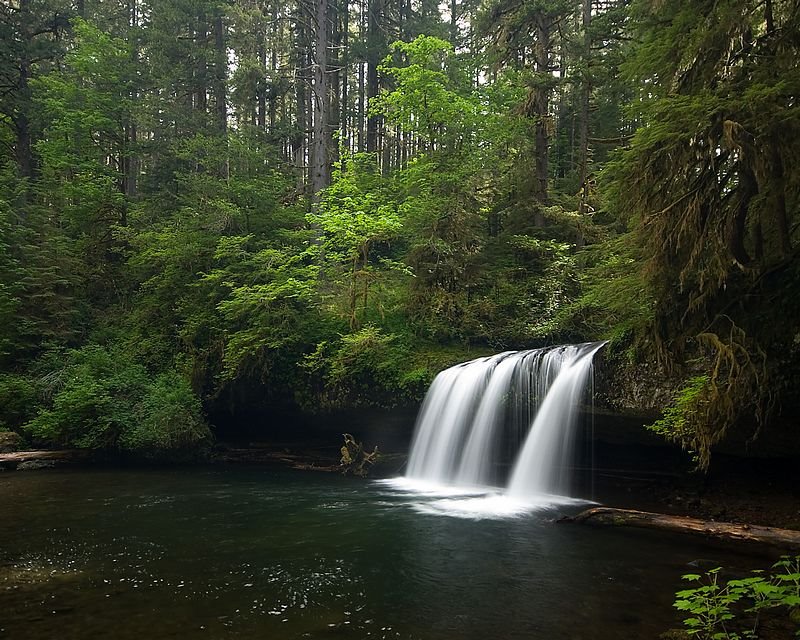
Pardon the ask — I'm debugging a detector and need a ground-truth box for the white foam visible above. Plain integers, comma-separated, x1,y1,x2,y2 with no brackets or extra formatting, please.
376,477,595,521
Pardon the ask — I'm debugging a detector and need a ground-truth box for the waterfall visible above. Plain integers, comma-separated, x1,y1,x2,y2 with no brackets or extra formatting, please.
404,342,604,500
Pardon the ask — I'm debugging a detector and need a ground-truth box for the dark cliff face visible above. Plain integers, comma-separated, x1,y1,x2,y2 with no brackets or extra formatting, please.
590,347,800,460
591,349,681,419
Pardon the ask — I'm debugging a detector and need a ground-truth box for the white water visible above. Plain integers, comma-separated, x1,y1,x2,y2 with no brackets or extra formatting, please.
403,342,604,506
507,343,605,497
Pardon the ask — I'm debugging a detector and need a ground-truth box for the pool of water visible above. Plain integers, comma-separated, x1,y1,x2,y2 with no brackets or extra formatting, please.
0,467,773,639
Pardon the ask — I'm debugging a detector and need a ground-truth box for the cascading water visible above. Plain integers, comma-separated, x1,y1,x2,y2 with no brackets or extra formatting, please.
404,342,605,501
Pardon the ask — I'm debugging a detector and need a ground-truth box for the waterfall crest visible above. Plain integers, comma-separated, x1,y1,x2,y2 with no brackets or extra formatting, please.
404,342,604,500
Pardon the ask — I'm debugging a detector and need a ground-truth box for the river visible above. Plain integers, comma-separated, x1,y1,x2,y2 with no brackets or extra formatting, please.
0,466,771,639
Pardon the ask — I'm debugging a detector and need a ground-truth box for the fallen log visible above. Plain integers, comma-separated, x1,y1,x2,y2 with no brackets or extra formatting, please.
558,507,800,551
0,449,91,470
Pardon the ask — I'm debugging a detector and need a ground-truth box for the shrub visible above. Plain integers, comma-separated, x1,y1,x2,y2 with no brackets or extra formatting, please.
23,344,210,455
674,557,800,639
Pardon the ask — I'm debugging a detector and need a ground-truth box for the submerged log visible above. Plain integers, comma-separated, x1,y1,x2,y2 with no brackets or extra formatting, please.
559,507,800,550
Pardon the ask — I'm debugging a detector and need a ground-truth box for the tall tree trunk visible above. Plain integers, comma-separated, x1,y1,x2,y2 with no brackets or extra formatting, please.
15,0,34,182
357,56,365,152
577,0,591,217
123,0,139,202
195,19,208,114
330,0,342,166
122,123,138,207
533,16,550,201
727,162,758,266
729,163,756,266
767,143,792,258
310,0,331,198
269,2,280,133
531,14,552,224
292,9,308,191
213,11,229,179
449,0,458,46
765,0,774,32
341,0,350,154
366,0,382,153
258,43,267,130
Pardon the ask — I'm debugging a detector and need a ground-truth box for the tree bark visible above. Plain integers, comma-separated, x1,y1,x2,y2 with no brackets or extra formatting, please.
15,0,34,181
577,0,591,220
531,13,552,226
366,0,382,154
292,8,308,191
767,143,792,258
310,0,331,198
213,11,229,180
195,19,208,113
341,0,350,154
330,0,342,165
559,507,800,551
449,0,458,46
258,43,267,130
729,164,756,266
123,0,139,202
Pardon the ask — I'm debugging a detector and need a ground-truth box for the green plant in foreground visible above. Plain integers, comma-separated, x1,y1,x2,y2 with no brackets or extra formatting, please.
674,556,800,639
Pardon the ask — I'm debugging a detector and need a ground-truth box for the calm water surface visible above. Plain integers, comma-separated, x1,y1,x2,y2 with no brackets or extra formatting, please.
0,467,771,639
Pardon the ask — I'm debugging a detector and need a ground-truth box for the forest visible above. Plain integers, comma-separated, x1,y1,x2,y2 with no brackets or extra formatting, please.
1,0,799,465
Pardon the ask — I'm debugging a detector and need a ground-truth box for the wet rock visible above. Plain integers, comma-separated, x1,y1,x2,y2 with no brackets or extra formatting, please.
16,459,57,471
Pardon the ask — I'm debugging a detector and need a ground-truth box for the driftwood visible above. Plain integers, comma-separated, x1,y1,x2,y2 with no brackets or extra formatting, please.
339,434,379,477
559,507,800,551
0,449,90,469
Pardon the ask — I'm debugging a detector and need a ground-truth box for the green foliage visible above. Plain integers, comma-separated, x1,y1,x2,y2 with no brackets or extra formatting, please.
374,36,478,149
33,19,133,225
315,153,407,331
594,0,800,461
647,375,711,456
3,0,795,462
122,370,210,453
0,194,24,361
302,326,426,408
674,558,800,639
553,234,654,346
0,372,39,431
23,345,210,455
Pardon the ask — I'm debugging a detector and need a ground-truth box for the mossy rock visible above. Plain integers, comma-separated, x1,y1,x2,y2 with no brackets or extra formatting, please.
789,607,800,626
0,431,23,453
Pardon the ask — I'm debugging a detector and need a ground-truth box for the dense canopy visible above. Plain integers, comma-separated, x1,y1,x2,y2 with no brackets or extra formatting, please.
0,0,797,464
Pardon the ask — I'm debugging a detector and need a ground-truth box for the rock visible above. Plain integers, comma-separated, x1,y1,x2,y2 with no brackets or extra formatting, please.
16,459,57,471
0,431,23,453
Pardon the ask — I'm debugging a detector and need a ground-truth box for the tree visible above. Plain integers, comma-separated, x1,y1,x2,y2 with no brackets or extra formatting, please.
605,0,800,466
316,153,403,330
0,0,70,182
310,0,332,197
